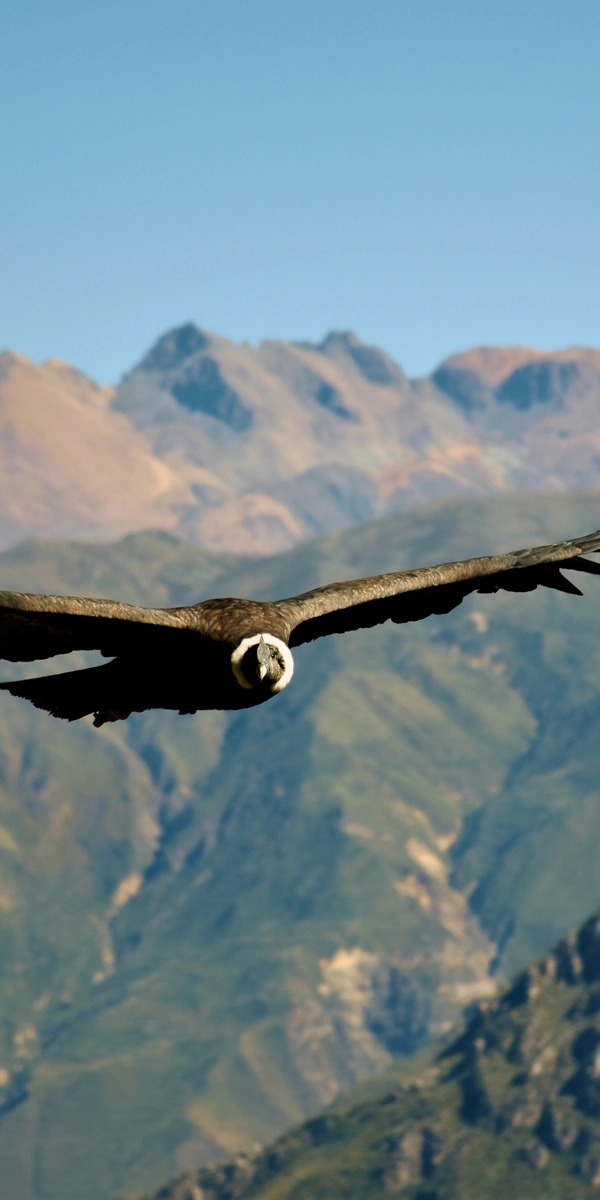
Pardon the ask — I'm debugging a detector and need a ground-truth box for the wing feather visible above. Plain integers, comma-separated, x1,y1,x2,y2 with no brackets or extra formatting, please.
0,591,198,662
283,531,600,647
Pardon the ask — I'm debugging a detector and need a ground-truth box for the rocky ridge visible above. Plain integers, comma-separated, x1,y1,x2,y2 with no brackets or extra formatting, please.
131,909,600,1200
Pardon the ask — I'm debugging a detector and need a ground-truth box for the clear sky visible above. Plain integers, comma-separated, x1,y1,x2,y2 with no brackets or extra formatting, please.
1,0,599,381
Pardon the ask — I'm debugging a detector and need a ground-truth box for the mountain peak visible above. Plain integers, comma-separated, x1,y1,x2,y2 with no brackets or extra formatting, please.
313,330,406,386
436,346,544,388
436,344,600,389
136,322,212,372
318,329,363,352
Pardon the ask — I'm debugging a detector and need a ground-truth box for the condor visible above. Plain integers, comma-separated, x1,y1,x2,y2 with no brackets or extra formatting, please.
1,529,600,726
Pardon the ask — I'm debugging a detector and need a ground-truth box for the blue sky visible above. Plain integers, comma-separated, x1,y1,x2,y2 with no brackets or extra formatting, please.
1,0,599,380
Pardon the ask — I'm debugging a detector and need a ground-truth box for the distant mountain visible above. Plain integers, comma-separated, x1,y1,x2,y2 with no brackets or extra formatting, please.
1,493,600,1198
3,327,600,553
135,907,600,1200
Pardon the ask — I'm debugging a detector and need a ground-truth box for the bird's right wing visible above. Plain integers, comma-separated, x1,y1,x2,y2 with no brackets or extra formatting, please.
281,530,600,647
0,591,202,662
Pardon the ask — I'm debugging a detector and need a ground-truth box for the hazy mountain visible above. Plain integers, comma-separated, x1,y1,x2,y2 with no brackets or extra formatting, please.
1,493,600,1197
3,326,600,553
135,907,600,1200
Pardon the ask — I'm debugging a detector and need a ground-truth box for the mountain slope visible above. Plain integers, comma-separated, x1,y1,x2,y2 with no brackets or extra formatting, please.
0,352,194,547
133,908,600,1200
0,493,600,1197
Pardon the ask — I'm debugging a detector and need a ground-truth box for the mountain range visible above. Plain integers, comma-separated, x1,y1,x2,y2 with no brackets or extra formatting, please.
0,492,600,1198
2,327,600,552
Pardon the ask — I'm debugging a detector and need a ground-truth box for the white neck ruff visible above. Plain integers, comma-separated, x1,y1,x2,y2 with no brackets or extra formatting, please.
230,633,294,693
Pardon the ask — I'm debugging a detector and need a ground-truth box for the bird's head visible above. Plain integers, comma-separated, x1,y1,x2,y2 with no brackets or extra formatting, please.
230,633,294,694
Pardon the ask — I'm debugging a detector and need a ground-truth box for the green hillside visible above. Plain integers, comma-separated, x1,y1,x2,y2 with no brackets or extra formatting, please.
0,493,599,1198
133,907,600,1200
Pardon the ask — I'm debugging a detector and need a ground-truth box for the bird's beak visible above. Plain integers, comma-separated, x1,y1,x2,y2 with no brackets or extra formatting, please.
257,636,270,681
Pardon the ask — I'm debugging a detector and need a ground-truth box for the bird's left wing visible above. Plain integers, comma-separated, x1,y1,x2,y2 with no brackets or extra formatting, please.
0,591,201,662
281,530,600,647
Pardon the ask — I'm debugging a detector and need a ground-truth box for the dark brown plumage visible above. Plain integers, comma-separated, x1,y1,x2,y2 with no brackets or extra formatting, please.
1,528,600,726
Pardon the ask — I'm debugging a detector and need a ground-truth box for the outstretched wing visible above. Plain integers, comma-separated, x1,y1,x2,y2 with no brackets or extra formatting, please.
0,591,200,662
281,530,600,647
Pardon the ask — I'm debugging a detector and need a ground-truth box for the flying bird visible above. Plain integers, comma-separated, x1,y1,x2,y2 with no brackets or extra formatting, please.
0,529,599,727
